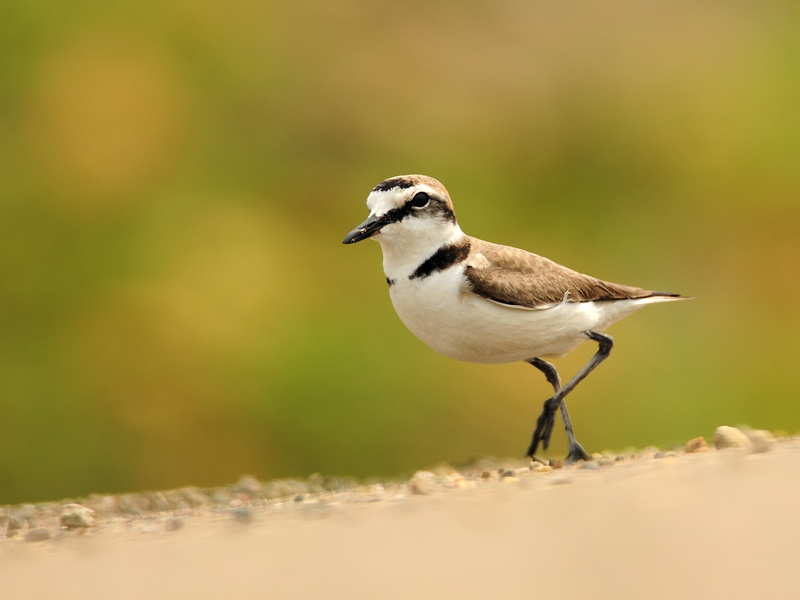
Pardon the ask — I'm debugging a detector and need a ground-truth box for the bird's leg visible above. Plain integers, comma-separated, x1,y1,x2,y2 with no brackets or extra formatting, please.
528,357,591,463
526,331,614,461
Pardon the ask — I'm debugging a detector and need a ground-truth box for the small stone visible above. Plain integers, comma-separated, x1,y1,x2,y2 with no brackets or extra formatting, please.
591,453,603,460
60,504,96,529
598,457,616,467
24,528,51,542
745,429,775,453
685,437,709,453
684,437,702,454
210,488,234,505
580,461,599,470
533,464,552,474
713,426,752,450
409,471,437,495
6,515,24,537
552,459,564,470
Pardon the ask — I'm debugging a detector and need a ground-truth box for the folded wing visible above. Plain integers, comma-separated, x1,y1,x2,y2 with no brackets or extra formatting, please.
464,237,679,309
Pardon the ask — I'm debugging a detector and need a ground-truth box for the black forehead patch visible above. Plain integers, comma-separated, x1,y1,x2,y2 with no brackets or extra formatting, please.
372,177,416,193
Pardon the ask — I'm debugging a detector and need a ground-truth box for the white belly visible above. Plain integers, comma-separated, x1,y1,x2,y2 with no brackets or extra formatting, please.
388,270,651,364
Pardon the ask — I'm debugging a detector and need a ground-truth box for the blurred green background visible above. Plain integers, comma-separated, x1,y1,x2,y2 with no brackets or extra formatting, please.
1,0,799,505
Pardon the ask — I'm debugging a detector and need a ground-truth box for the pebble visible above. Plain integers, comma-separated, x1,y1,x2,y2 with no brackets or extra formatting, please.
580,461,599,470
210,489,235,505
24,528,51,542
713,426,752,450
533,464,552,474
685,437,709,453
409,471,437,495
745,429,775,454
60,504,97,529
6,515,24,537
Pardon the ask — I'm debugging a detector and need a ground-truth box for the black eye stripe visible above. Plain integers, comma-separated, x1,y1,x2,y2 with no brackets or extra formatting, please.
378,196,456,227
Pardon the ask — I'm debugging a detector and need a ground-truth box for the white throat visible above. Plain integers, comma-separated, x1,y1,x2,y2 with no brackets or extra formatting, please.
374,220,465,281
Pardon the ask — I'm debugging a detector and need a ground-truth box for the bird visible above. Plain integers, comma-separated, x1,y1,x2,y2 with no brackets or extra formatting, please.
342,174,688,462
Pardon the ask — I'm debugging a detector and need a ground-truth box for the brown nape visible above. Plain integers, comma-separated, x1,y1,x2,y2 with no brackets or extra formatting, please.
464,237,680,309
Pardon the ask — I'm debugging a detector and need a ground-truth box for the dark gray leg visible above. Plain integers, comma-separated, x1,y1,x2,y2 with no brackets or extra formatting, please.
527,331,614,460
528,358,591,462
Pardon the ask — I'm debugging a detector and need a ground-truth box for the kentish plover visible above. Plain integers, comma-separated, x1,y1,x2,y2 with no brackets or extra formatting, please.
343,174,688,461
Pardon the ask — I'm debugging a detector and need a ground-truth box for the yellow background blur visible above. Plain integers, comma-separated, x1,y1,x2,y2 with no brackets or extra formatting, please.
1,1,799,504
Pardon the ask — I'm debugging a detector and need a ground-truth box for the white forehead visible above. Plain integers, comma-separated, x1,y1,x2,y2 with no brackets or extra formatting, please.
366,184,438,217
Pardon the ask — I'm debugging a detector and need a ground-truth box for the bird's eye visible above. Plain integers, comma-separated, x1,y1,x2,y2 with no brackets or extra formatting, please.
410,192,430,208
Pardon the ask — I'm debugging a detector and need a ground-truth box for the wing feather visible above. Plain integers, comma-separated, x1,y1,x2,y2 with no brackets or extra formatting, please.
463,237,676,309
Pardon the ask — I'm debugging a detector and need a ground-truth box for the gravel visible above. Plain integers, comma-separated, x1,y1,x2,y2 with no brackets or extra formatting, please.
0,426,792,546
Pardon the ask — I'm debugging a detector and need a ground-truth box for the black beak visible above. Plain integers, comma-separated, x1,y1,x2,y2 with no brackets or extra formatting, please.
342,213,388,244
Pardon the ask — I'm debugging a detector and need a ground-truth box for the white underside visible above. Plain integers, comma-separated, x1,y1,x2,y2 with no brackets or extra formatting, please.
388,267,676,364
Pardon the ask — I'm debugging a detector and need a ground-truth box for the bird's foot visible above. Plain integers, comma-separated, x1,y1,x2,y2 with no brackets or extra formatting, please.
565,441,591,463
526,396,560,458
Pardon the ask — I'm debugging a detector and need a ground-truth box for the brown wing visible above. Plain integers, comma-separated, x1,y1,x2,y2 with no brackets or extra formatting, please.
464,237,671,309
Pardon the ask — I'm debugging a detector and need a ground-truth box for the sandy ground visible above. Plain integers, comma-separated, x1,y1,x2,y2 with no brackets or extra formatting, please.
2,435,799,600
